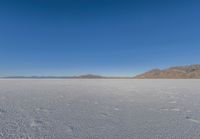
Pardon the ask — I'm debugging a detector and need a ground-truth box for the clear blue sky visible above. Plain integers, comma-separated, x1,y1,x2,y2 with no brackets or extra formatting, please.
0,0,200,76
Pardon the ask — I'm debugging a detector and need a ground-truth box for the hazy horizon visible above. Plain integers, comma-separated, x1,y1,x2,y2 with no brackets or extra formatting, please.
1,0,200,76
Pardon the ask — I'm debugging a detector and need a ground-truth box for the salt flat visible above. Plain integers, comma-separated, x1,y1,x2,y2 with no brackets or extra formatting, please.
0,79,200,139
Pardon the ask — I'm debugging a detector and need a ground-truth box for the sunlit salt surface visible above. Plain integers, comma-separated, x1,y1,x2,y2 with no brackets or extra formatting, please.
0,79,200,139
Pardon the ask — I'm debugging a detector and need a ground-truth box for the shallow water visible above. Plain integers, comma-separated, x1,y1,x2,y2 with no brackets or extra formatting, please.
0,79,200,139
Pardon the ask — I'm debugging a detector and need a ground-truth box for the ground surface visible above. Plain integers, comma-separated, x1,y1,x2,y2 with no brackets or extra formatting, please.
0,79,200,139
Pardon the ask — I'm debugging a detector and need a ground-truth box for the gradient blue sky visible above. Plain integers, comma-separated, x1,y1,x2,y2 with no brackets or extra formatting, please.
0,0,200,76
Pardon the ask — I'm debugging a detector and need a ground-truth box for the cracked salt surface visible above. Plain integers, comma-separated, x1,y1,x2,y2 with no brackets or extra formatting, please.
0,79,200,139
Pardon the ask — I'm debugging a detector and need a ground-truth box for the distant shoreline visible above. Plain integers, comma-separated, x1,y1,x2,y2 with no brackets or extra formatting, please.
0,76,132,79
1,77,200,79
1,64,200,79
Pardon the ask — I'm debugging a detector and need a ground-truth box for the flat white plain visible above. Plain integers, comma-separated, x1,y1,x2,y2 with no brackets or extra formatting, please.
0,79,200,139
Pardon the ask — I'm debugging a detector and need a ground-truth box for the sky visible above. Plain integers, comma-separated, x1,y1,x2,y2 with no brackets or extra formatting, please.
0,0,200,76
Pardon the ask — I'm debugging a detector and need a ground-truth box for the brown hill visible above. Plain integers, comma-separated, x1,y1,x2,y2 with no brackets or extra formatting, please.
134,64,200,79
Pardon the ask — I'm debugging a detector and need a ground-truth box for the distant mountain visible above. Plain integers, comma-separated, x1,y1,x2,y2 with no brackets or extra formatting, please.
76,74,104,78
2,74,105,79
134,64,200,79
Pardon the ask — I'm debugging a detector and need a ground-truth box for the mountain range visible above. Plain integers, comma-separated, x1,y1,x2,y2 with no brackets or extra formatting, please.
2,64,200,79
134,64,200,79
